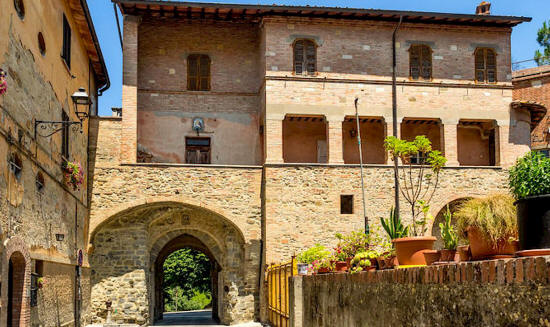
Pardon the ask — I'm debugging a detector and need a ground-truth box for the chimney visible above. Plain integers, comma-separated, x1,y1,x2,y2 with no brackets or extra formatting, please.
476,1,491,15
112,107,122,117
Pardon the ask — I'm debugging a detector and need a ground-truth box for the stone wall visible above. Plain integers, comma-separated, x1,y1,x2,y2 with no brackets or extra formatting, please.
264,165,509,263
291,256,550,327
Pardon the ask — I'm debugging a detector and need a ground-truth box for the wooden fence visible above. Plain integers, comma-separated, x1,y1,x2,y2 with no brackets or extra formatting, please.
266,257,297,327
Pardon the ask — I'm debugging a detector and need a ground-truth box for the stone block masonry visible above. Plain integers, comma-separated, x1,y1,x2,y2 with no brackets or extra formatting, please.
292,256,550,327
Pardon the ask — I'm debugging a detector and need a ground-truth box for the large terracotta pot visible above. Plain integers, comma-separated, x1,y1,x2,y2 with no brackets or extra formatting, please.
467,227,518,260
393,236,436,265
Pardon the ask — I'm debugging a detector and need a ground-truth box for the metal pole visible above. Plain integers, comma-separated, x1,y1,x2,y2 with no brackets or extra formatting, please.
354,98,369,235
392,16,403,219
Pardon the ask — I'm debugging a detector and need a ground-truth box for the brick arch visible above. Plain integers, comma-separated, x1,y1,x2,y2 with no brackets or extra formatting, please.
89,196,247,245
1,237,31,327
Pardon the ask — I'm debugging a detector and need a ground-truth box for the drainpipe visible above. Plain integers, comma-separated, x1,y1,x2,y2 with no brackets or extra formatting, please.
392,16,403,219
354,98,369,236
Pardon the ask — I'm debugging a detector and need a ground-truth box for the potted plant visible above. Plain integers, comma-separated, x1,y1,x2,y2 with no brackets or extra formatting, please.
315,257,334,274
37,277,45,289
0,69,7,95
297,244,331,275
509,151,550,256
439,205,458,262
63,160,84,191
351,250,379,273
455,194,518,260
334,231,370,269
385,136,446,265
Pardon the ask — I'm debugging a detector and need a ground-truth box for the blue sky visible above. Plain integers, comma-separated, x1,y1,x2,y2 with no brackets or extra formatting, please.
88,0,550,116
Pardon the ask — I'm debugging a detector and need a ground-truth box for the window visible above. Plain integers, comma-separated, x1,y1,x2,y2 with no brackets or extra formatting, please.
187,54,210,91
409,151,427,165
185,137,211,164
61,110,70,160
293,39,316,75
62,14,71,69
340,195,354,214
475,48,496,83
409,44,432,80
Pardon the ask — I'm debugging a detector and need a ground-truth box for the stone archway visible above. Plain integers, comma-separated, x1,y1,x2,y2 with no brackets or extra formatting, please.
89,201,257,326
1,237,31,327
152,234,221,323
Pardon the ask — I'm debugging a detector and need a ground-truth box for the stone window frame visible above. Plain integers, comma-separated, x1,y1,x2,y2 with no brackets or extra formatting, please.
474,47,497,84
292,39,318,76
408,44,433,81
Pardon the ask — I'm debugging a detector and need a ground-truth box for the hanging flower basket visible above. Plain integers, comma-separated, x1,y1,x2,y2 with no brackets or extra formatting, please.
63,161,84,190
0,69,7,96
37,277,45,289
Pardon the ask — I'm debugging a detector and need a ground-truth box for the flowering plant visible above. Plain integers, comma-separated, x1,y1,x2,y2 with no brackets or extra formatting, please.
64,161,84,190
0,69,7,95
37,277,45,289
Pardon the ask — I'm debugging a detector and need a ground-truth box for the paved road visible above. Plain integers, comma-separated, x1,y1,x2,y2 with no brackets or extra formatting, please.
151,310,222,326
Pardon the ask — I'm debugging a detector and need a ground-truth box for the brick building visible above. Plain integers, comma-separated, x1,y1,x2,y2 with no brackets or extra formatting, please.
0,0,108,325
513,65,550,155
87,1,540,325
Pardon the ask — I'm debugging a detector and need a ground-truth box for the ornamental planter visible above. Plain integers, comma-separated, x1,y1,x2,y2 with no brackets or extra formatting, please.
439,249,457,262
466,227,518,260
393,236,436,266
515,195,550,254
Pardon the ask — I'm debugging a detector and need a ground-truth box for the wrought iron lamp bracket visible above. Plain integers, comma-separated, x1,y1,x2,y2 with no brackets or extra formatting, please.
34,118,85,138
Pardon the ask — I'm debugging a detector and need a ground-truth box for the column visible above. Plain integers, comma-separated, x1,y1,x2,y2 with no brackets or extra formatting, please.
385,118,402,165
442,120,459,166
326,116,345,164
120,15,141,163
264,114,284,164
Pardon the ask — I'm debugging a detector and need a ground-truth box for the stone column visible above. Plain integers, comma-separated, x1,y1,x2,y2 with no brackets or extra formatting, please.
326,116,345,164
265,114,284,164
120,15,141,163
442,120,459,166
385,118,402,165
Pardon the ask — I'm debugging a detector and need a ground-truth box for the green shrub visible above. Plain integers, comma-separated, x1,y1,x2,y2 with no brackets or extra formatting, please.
455,194,517,247
297,244,331,264
164,288,211,312
509,151,550,200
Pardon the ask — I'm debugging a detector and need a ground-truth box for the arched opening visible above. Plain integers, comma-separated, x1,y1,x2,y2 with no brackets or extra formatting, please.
153,234,221,325
432,198,472,249
8,252,26,327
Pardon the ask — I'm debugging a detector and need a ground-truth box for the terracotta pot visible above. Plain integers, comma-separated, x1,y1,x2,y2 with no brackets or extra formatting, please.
457,245,471,262
393,236,436,266
440,249,457,262
317,267,331,274
466,227,518,260
334,261,348,272
423,250,440,266
376,256,385,270
346,257,353,270
384,256,398,269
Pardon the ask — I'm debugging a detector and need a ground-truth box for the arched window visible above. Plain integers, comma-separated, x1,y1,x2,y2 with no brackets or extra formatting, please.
475,48,497,83
293,39,316,75
409,44,432,80
187,54,211,91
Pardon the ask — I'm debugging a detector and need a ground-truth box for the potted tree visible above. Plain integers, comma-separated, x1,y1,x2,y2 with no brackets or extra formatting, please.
509,151,550,256
385,135,446,265
455,194,518,260
439,205,458,262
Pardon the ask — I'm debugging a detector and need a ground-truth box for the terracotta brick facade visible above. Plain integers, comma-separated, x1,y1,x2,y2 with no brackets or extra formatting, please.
513,65,550,152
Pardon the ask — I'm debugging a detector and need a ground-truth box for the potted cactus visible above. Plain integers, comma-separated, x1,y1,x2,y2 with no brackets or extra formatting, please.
439,205,458,262
509,151,550,256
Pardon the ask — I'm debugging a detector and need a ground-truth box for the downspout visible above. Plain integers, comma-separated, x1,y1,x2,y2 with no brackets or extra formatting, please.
114,3,124,50
354,98,369,236
392,16,403,219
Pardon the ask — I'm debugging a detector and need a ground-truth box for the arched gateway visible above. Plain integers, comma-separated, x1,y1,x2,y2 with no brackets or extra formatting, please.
88,201,259,326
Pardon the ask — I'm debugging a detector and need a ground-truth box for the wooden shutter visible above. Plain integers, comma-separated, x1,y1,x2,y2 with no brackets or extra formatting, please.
475,48,497,83
294,40,316,75
187,55,210,91
410,45,431,80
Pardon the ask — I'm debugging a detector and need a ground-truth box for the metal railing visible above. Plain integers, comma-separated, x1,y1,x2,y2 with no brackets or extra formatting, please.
266,257,297,327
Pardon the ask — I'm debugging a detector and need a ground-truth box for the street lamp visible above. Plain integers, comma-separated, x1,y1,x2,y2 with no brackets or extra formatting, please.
35,87,91,137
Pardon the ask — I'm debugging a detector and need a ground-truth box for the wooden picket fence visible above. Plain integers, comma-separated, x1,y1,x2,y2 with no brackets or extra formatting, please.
266,257,297,327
